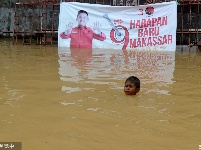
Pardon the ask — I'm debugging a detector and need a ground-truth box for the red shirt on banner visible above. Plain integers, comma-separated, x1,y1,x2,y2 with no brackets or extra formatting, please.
60,26,106,49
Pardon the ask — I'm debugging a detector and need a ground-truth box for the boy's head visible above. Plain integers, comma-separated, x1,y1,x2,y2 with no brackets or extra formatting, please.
76,10,89,27
124,76,140,95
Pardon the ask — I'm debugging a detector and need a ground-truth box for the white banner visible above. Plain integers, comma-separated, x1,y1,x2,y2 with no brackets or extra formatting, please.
58,2,177,51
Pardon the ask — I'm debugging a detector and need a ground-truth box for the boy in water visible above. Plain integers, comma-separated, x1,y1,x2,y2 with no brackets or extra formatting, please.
60,10,106,49
124,76,140,95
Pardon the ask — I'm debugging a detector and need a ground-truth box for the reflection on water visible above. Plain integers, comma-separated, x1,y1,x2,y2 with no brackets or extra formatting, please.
58,47,175,95
1,39,201,150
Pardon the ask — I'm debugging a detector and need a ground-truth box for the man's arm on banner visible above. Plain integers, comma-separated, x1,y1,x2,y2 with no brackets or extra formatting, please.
93,32,106,41
93,21,106,41
60,32,71,39
60,23,73,39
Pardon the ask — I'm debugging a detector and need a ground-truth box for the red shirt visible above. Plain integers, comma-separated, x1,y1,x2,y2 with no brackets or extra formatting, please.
60,26,106,49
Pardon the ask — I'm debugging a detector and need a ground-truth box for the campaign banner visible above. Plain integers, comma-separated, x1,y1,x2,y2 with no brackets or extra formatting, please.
58,2,177,51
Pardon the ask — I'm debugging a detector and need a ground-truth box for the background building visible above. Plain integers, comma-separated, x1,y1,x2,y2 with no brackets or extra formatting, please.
0,0,200,46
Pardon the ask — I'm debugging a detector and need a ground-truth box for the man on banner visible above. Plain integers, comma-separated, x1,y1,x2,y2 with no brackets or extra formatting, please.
60,10,106,49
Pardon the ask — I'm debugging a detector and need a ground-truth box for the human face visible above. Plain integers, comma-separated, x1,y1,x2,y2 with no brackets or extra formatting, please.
76,13,88,27
124,81,139,95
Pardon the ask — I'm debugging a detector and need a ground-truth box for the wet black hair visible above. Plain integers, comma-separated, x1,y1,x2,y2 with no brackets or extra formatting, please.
77,10,88,17
125,76,140,88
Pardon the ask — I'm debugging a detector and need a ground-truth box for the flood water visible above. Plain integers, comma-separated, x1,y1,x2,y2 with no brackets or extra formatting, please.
0,38,201,150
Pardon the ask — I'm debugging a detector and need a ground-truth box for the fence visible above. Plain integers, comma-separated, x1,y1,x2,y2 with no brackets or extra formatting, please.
5,0,201,46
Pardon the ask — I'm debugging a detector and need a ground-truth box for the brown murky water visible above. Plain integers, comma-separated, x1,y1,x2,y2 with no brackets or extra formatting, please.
0,38,201,150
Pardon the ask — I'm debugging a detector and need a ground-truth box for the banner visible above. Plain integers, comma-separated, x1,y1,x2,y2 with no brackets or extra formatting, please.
58,2,177,51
